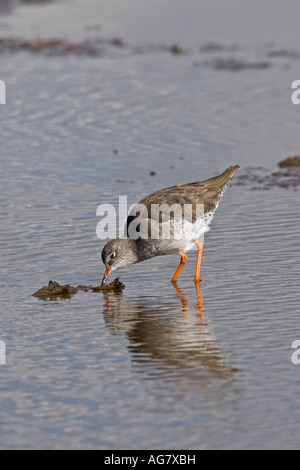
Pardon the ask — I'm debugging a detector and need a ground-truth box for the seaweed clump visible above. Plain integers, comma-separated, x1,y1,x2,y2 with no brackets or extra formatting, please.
33,278,125,300
278,156,300,168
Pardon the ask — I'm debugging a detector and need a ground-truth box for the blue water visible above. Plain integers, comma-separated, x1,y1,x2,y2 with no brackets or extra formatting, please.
0,0,300,450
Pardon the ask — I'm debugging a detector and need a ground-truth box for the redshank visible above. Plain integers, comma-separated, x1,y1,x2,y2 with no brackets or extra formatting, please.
101,165,239,285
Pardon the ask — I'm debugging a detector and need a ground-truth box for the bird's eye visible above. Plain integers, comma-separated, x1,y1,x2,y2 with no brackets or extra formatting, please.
110,252,116,259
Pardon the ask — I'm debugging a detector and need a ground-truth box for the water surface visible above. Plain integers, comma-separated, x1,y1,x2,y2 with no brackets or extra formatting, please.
0,0,300,450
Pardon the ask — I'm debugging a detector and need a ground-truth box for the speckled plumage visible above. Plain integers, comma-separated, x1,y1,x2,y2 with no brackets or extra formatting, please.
137,165,240,214
101,165,240,284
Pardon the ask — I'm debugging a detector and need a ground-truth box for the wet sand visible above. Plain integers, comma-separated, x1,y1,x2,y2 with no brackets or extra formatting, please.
234,164,300,190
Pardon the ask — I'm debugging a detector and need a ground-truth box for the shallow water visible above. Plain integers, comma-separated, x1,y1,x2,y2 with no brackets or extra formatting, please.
0,0,300,450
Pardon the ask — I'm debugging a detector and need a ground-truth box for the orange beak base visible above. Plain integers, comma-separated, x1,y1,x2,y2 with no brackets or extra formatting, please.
101,266,113,286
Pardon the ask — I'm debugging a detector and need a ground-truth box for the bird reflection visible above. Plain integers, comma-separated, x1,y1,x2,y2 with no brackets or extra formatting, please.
102,282,236,380
172,281,205,326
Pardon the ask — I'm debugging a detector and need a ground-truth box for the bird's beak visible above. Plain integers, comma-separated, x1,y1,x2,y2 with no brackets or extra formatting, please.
101,266,113,286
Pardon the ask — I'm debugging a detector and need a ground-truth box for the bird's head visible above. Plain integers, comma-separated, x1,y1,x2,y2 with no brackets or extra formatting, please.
101,238,138,285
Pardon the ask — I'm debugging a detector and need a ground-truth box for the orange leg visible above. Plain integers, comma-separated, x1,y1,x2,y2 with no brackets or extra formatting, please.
172,281,189,313
171,250,188,283
194,280,205,316
194,240,203,282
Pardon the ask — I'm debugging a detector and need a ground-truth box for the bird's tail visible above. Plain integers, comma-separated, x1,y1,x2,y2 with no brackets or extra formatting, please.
200,165,240,214
205,165,240,192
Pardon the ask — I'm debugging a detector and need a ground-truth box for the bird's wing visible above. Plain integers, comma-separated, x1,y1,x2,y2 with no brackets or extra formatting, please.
126,165,239,235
